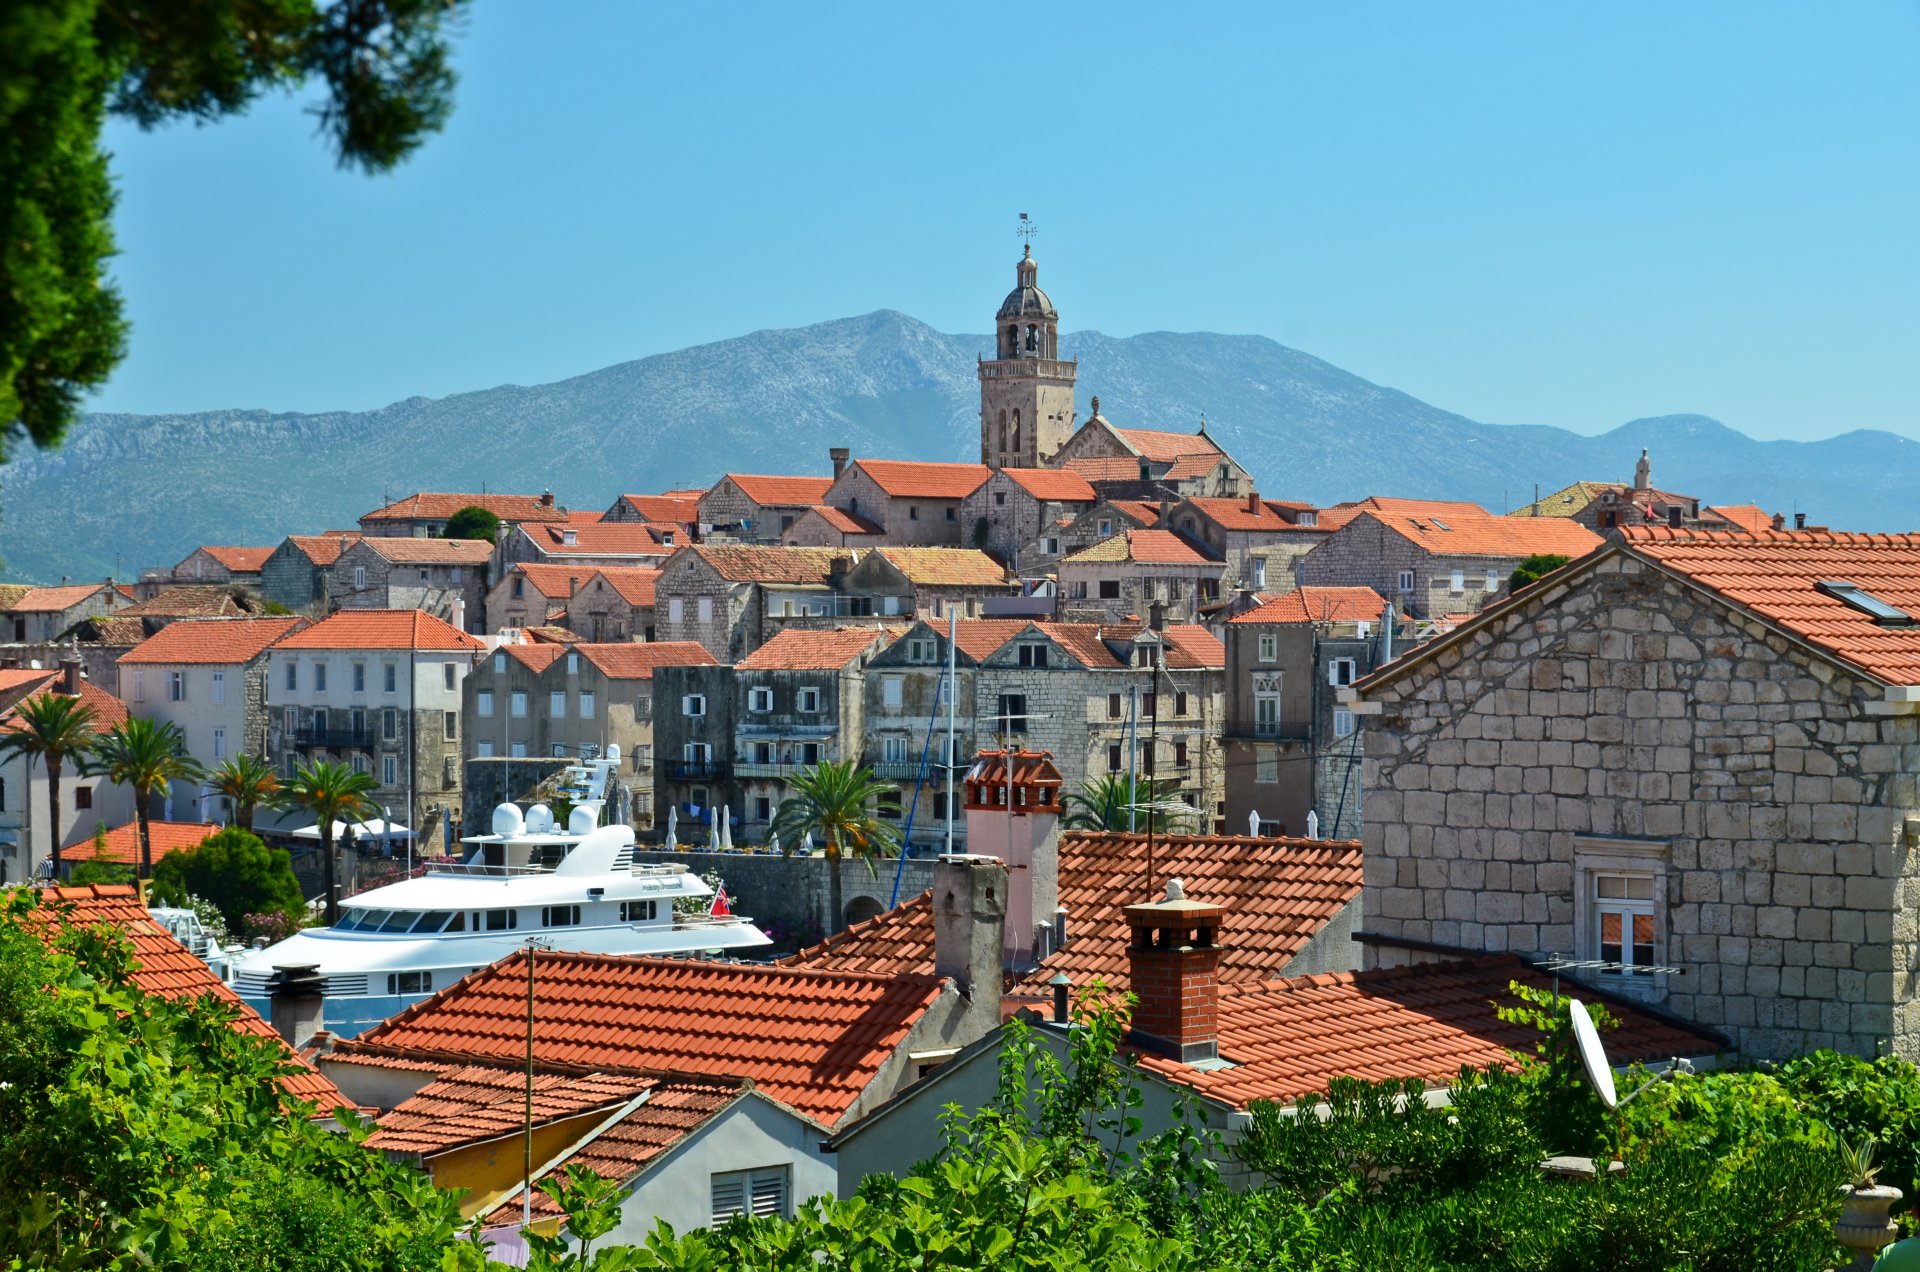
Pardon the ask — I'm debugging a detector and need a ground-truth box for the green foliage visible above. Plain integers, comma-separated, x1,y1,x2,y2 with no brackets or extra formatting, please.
1062,774,1192,833
1775,1050,1920,1215
210,753,281,830
1493,980,1619,1155
444,504,502,543
277,759,378,925
150,825,304,936
1509,553,1572,592
0,687,98,872
67,857,133,886
771,759,901,933
88,715,205,877
1,0,465,463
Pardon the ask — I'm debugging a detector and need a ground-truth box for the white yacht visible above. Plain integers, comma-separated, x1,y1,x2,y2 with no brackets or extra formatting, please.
234,757,769,1037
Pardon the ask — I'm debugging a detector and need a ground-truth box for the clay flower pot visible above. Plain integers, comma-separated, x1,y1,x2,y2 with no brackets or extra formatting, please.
1834,1184,1903,1269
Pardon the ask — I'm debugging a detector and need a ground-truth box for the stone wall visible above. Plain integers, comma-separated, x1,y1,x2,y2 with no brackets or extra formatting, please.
629,847,937,946
1296,517,1517,620
1358,552,1920,1062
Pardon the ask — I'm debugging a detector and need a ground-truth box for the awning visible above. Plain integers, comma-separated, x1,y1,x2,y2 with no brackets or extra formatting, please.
289,819,415,841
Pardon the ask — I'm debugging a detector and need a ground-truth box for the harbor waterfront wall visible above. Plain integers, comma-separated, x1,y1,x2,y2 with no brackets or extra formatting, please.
629,848,936,950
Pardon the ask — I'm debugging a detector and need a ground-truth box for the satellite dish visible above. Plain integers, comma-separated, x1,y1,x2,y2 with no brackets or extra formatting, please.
491,802,525,837
567,805,597,836
524,803,555,834
1568,997,1618,1109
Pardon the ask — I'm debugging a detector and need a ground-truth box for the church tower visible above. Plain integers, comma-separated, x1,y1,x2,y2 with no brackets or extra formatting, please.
979,246,1077,469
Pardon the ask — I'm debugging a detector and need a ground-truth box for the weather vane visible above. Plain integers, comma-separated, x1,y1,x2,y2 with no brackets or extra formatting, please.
1017,212,1037,246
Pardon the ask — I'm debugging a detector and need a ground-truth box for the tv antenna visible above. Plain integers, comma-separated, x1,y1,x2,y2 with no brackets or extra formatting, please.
1017,212,1038,247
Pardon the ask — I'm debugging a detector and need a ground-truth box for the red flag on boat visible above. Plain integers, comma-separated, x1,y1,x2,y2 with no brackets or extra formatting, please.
709,886,731,918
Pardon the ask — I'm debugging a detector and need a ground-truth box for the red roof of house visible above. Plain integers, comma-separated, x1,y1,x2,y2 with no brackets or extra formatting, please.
367,1064,656,1155
193,546,275,572
1113,426,1223,464
1704,504,1774,534
10,583,115,613
361,492,567,524
1135,957,1722,1108
0,669,57,715
356,537,495,565
584,567,660,607
1228,587,1389,626
1164,452,1234,482
1063,529,1221,566
1109,499,1162,526
61,820,219,864
720,474,836,507
119,616,308,665
500,644,567,673
848,459,990,500
273,610,483,653
615,494,699,525
1621,528,1920,684
1158,623,1228,668
1183,497,1300,532
804,506,885,536
737,626,894,671
779,892,936,977
1357,509,1603,560
337,950,946,1125
525,523,674,557
1316,497,1491,530
1002,468,1098,503
684,546,847,584
499,563,595,601
29,885,350,1110
574,641,717,680
283,534,363,566
1061,457,1151,483
1,677,129,735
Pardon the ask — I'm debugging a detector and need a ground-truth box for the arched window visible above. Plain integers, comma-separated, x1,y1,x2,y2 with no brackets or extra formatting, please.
1005,325,1019,357
998,409,1009,451
1010,410,1022,453
1025,324,1038,352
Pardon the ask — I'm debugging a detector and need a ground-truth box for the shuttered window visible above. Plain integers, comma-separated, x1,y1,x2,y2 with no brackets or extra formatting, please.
710,1167,789,1227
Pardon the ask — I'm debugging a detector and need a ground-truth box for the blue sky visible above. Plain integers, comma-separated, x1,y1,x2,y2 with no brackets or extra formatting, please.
96,2,1918,442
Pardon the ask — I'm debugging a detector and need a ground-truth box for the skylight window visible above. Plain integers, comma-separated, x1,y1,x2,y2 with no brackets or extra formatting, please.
1816,580,1914,627
1430,518,1451,531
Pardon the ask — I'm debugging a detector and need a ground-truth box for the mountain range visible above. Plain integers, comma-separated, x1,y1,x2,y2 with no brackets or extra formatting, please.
2,309,1913,583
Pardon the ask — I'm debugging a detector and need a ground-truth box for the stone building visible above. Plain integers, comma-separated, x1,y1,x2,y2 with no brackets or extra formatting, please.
5,582,130,644
163,546,273,590
1349,528,1920,1062
653,546,848,661
1507,450,1765,534
819,460,991,547
483,562,577,633
781,505,886,549
697,474,835,544
979,245,1077,470
329,537,492,630
600,492,700,533
565,568,658,643
651,661,737,839
1297,500,1601,620
259,534,362,614
358,491,568,538
1049,406,1252,500
1057,530,1226,623
956,467,1098,579
1164,494,1327,595
265,610,484,846
495,521,676,570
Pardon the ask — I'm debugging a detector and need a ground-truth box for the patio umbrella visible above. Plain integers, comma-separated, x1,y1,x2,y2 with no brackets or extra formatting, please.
665,806,678,852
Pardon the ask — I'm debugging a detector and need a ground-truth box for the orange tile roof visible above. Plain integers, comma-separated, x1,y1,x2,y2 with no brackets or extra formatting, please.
357,537,495,565
1113,426,1224,464
0,669,57,714
119,616,308,665
805,505,885,535
61,820,219,864
283,533,363,566
849,459,990,500
584,567,660,607
1705,504,1774,534
1063,529,1222,566
1164,452,1233,482
737,626,893,671
1002,468,1099,502
575,641,717,680
1109,499,1161,526
337,950,947,1125
193,546,275,572
1183,497,1300,532
1622,529,1920,684
1135,957,1721,1109
1061,457,1149,483
361,492,567,524
1228,587,1389,626
615,494,700,525
273,610,484,653
687,545,847,584
11,583,114,613
367,1064,655,1155
898,619,1030,663
525,626,584,645
527,523,674,557
500,564,586,600
873,547,1013,587
1317,497,1491,530
481,1078,745,1226
1158,623,1227,669
2,678,129,735
1362,510,1603,560
500,644,567,673
721,474,836,507
28,885,350,1110
779,892,936,977
1032,621,1126,669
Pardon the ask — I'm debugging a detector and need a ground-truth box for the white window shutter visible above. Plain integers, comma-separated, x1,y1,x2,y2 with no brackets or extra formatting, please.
749,1169,786,1218
710,1174,747,1227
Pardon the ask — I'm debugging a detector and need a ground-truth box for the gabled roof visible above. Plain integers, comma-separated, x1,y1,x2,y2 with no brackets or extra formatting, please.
1001,468,1098,502
1156,623,1227,669
1228,587,1389,626
803,506,885,536
337,950,946,1126
188,546,275,572
78,616,153,647
1109,499,1162,527
1507,480,1696,520
281,533,363,566
872,547,1012,587
498,563,596,601
1112,426,1223,464
61,821,219,864
353,537,495,565
498,644,567,673
719,474,835,507
1135,957,1722,1109
272,610,483,653
1063,529,1221,566
847,459,991,500
0,669,58,715
361,492,567,524
1704,504,1774,534
1356,509,1603,560
737,626,894,671
10,583,115,613
367,1064,656,1155
524,523,674,557
0,583,32,611
584,567,660,607
779,892,936,977
119,616,308,665
1181,497,1304,533
1,677,129,735
574,641,717,680
1317,497,1490,530
613,494,699,525
681,545,847,584
27,885,349,1110
119,586,260,619
1164,452,1235,482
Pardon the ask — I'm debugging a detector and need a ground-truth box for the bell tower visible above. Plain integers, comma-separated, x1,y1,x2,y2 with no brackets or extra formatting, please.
979,238,1077,470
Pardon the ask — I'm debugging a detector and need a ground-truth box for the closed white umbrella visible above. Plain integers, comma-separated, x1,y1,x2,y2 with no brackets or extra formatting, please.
1247,808,1262,838
720,805,733,851
665,806,678,852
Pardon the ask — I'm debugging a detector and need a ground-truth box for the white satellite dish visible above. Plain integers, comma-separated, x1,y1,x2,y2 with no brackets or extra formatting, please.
524,803,555,834
1568,997,1618,1109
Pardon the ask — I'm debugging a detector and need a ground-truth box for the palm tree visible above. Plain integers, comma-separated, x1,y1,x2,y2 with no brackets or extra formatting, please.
771,759,900,935
278,760,378,925
210,754,280,830
0,691,97,879
1062,774,1194,834
89,717,205,878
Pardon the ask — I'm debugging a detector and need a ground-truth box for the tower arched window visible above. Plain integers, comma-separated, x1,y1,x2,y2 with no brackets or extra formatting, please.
1011,410,1022,453
998,409,1009,452
1025,324,1037,353
1005,326,1019,358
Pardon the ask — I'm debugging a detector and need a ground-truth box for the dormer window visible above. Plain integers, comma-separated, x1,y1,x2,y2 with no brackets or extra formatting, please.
561,529,578,546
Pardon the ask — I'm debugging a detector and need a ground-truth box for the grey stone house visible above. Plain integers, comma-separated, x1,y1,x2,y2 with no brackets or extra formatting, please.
651,661,738,839
731,628,892,837
329,537,492,630
260,534,362,614
819,460,991,547
1349,528,1920,1062
357,491,568,538
652,545,848,661
1057,529,1226,624
1163,495,1328,595
956,467,1098,581
697,473,835,544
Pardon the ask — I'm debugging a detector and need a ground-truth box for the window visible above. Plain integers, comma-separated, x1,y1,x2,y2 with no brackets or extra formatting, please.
550,691,567,718
1256,745,1279,783
1098,580,1121,599
683,694,708,717
1043,537,1060,555
1017,644,1048,668
994,491,1006,507
882,734,909,763
353,566,366,589
1251,558,1267,589
351,707,365,739
477,691,494,718
1595,876,1657,974
351,754,369,775
384,663,398,693
212,728,225,759
1485,569,1500,592
1108,693,1123,719
552,744,568,758
669,598,685,622
882,676,903,709
621,899,658,922
1574,837,1669,989
131,670,145,702
1174,740,1189,767
284,706,298,735
753,795,772,821
996,693,1028,734
945,507,957,521
211,671,225,705
476,741,495,758
684,742,711,763
74,785,93,810
352,662,366,692
711,1167,789,1227
511,692,529,718
799,741,822,764
908,506,919,521
697,597,713,622
1333,707,1356,738
494,652,506,673
1449,568,1465,594
1175,692,1189,717
567,653,579,675
510,741,528,758
579,692,595,719
451,566,463,583
513,577,525,599
285,660,298,691
908,638,936,663
747,687,773,713
444,711,457,740
315,663,327,692
1328,658,1357,687
167,670,185,702
481,908,518,931
542,905,582,928
1397,570,1415,592
1107,743,1123,772
443,664,455,691
1097,519,1112,536
797,687,821,713
384,755,398,784
314,708,328,734
386,971,432,995
1254,692,1281,737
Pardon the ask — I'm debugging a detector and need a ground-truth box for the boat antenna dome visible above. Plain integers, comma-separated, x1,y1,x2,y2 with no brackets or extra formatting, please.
492,802,525,837
524,803,555,835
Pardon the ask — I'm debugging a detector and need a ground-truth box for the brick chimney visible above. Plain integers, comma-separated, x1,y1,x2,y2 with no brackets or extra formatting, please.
1771,513,1786,531
59,642,82,694
962,749,1063,969
1124,879,1225,1064
268,963,326,1049
1246,490,1260,514
829,447,850,481
539,490,555,508
932,854,1007,1038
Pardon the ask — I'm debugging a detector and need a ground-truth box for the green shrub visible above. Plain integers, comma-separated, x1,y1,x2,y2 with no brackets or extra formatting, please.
149,825,304,936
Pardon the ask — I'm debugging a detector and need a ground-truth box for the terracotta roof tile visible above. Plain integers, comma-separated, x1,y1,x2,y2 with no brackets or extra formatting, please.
192,546,275,572
1704,504,1774,534
1317,497,1491,530
1182,497,1301,532
362,493,567,524
273,610,484,653
1622,529,1920,684
61,820,219,864
614,494,700,525
119,616,308,665
848,460,990,500
119,586,261,619
1164,452,1232,481
2,678,129,735
574,641,716,680
1136,957,1721,1108
1030,622,1125,668
737,626,894,671
337,951,945,1125
500,563,597,601
1109,500,1162,526
585,567,659,607
1113,426,1224,464
528,523,674,557
356,537,495,565
779,892,935,977
27,886,350,1110
1158,623,1227,668
686,546,847,584
721,474,835,507
1063,530,1222,566
525,626,583,645
1228,587,1389,626
283,534,363,566
500,644,567,673
368,1064,656,1155
11,583,115,612
1357,509,1603,559
1002,468,1098,502
874,548,1013,587
1061,457,1149,483
804,506,885,535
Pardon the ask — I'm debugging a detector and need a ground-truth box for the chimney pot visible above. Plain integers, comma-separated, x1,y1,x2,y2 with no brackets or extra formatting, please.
1049,972,1072,1025
1794,512,1807,530
1771,513,1785,531
540,490,554,508
268,963,326,1050
1666,506,1682,529
829,447,850,480
1246,490,1260,514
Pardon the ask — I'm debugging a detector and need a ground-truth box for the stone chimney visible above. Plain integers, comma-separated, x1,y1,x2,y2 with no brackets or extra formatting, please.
1124,879,1226,1064
540,490,555,508
829,447,850,481
932,854,1007,1035
1795,512,1808,530
1148,600,1167,633
1666,505,1682,529
962,749,1063,970
59,641,82,695
268,963,327,1050
1771,513,1786,531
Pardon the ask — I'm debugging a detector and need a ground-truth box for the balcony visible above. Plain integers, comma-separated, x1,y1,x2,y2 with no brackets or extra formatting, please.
732,761,809,779
1227,721,1311,744
668,761,728,781
292,728,376,750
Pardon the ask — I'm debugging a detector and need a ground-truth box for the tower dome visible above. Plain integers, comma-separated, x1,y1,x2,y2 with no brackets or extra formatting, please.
996,246,1057,321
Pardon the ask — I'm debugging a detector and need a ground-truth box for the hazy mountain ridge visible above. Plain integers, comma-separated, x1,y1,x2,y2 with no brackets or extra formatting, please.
2,310,1910,581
